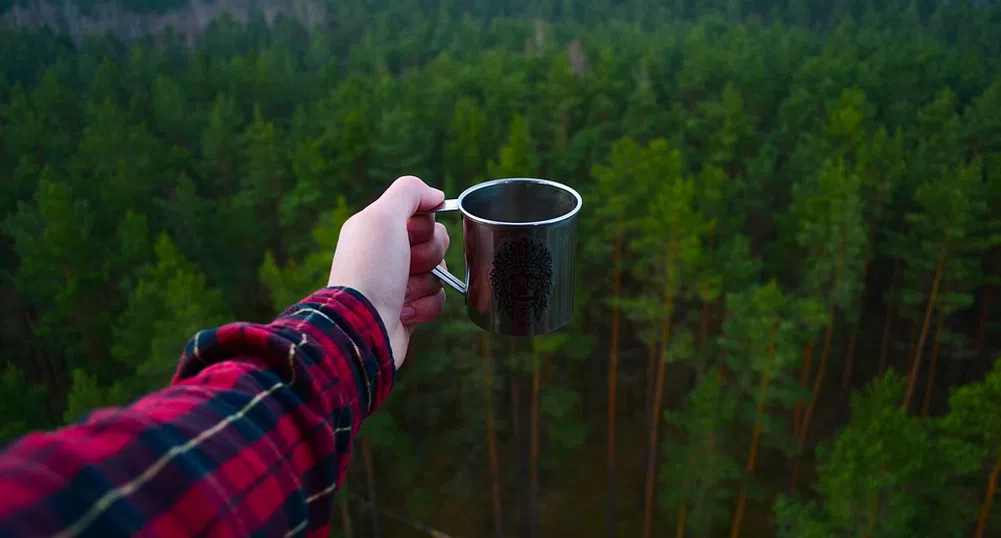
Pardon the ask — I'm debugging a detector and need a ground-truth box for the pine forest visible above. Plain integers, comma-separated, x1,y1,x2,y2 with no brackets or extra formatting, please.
2,1,1001,537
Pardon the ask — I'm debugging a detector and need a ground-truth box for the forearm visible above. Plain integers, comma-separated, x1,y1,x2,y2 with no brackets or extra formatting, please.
0,287,395,538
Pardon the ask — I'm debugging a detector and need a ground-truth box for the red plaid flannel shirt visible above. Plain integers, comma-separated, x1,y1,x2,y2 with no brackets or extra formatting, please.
0,287,395,538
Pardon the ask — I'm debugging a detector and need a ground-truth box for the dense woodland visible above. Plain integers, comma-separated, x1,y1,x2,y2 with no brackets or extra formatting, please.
3,1,1001,537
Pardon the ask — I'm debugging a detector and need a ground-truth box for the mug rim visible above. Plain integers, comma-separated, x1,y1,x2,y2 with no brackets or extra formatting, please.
456,177,583,227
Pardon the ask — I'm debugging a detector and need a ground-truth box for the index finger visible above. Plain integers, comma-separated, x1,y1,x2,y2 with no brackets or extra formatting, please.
378,176,446,219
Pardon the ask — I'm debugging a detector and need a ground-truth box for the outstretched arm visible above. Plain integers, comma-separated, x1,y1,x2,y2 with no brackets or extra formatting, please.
0,287,392,538
0,176,448,538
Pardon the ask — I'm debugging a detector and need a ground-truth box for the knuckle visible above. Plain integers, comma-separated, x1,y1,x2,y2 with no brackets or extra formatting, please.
366,202,396,222
395,175,424,190
341,213,363,234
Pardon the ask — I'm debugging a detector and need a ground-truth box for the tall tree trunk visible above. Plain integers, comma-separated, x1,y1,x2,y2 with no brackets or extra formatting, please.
906,325,919,372
878,262,898,375
843,228,876,389
715,308,730,382
339,498,354,538
791,304,837,490
673,452,696,538
863,464,887,537
863,495,879,538
841,270,870,389
903,244,948,410
36,347,62,418
607,237,623,538
976,282,995,355
841,328,858,389
975,444,1001,538
641,298,674,538
676,504,688,538
698,232,715,349
730,345,774,538
644,342,657,434
483,333,504,538
529,340,541,538
792,341,814,439
920,315,945,419
25,310,66,417
510,341,524,536
800,234,843,437
362,439,381,538
699,302,710,348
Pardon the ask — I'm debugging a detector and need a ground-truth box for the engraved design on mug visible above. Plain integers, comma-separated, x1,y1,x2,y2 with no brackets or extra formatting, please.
489,236,553,323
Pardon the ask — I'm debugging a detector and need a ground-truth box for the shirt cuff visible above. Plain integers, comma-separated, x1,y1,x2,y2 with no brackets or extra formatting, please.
273,286,396,417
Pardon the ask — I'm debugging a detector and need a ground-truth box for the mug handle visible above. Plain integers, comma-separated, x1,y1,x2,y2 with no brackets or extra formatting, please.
427,199,466,295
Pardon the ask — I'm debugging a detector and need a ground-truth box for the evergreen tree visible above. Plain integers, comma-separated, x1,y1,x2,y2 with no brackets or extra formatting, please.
776,372,978,538
112,234,232,397
941,358,1001,538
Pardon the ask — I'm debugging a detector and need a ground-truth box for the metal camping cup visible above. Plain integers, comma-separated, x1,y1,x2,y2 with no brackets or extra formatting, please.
428,178,582,336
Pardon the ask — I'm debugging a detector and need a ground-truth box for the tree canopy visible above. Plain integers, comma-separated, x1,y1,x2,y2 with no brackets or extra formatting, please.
2,1,1001,536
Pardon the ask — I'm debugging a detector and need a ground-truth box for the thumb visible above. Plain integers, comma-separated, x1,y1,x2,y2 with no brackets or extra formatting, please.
378,176,446,219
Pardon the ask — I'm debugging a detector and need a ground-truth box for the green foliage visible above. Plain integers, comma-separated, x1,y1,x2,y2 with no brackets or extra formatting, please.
894,156,995,324
368,98,434,189
776,372,980,538
722,282,824,454
2,3,1001,536
686,82,756,174
855,126,906,230
787,157,868,311
0,364,49,444
659,374,740,536
200,93,244,194
259,197,354,314
941,357,1001,466
63,368,129,424
444,96,489,192
635,139,713,273
541,384,586,449
487,113,539,179
112,234,232,397
588,137,652,245
622,138,714,335
281,136,331,255
6,173,109,365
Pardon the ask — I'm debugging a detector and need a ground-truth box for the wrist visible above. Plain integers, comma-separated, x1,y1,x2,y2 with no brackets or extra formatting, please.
322,275,406,368
282,286,397,412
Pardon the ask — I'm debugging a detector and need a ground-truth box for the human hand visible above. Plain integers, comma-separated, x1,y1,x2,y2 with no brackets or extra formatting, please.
327,176,449,369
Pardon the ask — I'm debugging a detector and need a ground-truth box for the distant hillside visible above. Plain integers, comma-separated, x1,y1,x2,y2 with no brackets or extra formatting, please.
0,0,327,41
6,0,1000,44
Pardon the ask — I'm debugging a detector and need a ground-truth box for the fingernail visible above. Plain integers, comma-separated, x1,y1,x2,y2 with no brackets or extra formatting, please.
401,306,416,322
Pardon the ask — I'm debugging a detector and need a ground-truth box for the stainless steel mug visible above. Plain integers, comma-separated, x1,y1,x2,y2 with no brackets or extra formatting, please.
429,178,582,336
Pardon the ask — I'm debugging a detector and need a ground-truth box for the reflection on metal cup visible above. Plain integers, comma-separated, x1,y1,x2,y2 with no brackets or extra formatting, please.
430,177,582,336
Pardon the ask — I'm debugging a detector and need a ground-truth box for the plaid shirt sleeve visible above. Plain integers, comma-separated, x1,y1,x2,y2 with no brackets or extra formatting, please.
0,286,396,538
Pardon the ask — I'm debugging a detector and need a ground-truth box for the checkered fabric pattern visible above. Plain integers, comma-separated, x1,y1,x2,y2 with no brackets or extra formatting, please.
0,286,396,538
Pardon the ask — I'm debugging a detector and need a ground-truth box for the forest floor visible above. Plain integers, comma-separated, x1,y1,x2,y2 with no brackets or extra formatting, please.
362,364,846,538
364,418,805,538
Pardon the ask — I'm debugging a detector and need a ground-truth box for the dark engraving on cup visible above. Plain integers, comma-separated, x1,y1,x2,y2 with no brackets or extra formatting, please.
489,237,553,324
